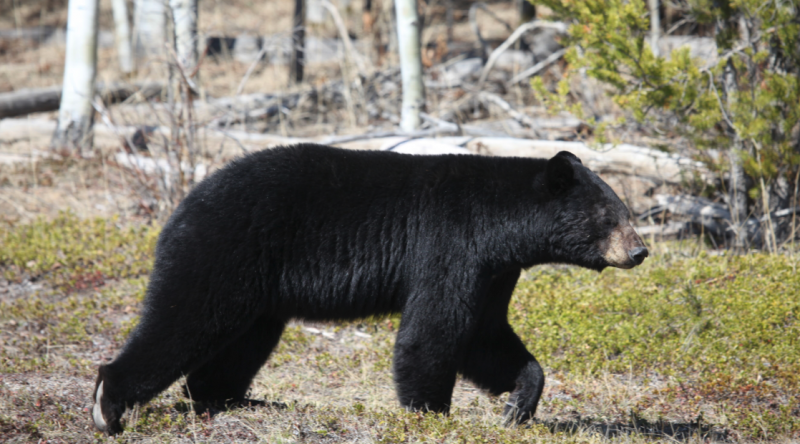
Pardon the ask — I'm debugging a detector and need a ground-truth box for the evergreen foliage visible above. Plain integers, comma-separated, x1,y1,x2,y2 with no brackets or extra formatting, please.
532,0,800,247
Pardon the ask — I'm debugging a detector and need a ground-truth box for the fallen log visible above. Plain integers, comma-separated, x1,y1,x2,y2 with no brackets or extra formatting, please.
0,82,163,118
652,194,731,237
453,138,709,185
635,221,693,238
0,118,708,187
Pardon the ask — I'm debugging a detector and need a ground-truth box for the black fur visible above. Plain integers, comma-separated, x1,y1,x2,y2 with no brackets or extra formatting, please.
93,144,634,433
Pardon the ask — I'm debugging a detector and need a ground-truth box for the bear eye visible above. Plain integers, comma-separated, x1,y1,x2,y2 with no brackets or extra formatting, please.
602,217,616,228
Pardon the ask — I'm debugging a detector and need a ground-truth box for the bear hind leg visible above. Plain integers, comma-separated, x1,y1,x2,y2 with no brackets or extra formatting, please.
92,306,278,434
184,315,286,407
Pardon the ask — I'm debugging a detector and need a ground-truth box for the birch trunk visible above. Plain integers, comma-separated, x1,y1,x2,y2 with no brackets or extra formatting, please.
649,0,659,57
307,0,326,24
110,0,133,73
169,0,198,73
394,0,424,132
133,0,167,64
52,0,99,154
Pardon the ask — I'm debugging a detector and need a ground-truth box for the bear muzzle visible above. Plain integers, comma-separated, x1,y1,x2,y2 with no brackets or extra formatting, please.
599,223,648,269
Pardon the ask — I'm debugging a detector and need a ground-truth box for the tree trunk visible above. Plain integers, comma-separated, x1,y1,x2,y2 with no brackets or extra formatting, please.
133,0,167,65
110,0,133,74
52,0,99,154
649,0,659,57
169,0,198,73
290,0,305,84
723,56,749,249
394,0,424,132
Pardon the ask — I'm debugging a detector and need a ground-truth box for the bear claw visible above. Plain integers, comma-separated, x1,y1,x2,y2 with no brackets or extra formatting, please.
92,381,107,431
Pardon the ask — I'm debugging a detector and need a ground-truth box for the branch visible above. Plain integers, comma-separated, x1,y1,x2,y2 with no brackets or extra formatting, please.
477,20,568,88
477,92,542,137
507,48,567,85
321,0,367,77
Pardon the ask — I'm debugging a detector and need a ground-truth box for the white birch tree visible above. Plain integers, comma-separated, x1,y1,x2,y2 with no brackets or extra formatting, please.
110,0,133,74
52,0,99,154
133,0,167,64
649,0,659,57
169,0,198,73
394,0,424,132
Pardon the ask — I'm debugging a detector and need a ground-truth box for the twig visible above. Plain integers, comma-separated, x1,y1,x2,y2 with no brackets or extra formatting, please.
420,112,459,133
507,48,567,85
477,20,568,88
92,98,165,199
318,127,459,146
320,0,367,76
211,129,255,154
236,44,270,95
703,70,738,136
477,92,542,137
166,45,200,94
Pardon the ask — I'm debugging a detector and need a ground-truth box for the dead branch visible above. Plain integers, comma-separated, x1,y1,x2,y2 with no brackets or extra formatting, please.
653,194,731,236
0,82,163,118
507,48,566,85
476,20,567,88
320,0,367,76
477,92,542,137
636,221,693,238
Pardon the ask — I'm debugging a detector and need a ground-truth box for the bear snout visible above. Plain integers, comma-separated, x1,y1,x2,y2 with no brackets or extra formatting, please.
628,246,649,265
599,223,648,269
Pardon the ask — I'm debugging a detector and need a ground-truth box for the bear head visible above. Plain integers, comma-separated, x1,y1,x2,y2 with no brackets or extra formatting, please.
543,151,648,271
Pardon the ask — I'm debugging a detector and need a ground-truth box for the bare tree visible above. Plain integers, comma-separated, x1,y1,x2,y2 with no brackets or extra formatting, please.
52,0,99,154
133,0,168,65
394,0,424,132
169,0,198,73
111,0,134,74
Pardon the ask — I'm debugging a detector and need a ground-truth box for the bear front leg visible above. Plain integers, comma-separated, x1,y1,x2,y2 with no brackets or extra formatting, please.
392,293,478,413
458,269,545,425
503,360,545,425
459,319,545,424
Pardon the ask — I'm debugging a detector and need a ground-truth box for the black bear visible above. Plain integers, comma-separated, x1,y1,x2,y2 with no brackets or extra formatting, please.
92,145,647,434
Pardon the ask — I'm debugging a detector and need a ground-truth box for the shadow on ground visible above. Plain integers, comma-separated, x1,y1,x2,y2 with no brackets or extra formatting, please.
539,415,729,442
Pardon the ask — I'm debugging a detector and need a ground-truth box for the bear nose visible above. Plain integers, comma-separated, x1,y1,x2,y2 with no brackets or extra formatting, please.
628,247,648,265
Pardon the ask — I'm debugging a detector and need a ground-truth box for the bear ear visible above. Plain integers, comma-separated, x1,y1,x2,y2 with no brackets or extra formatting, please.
545,151,577,194
555,151,582,164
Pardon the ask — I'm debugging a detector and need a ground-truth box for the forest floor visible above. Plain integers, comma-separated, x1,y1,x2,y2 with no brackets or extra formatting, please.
2,0,799,442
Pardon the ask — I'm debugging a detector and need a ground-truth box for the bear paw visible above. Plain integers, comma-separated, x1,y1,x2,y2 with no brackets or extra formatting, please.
92,378,124,435
503,392,536,425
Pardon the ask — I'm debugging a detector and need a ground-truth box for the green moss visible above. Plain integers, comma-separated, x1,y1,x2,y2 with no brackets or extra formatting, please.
0,277,148,373
0,211,158,288
511,250,800,438
512,253,800,383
